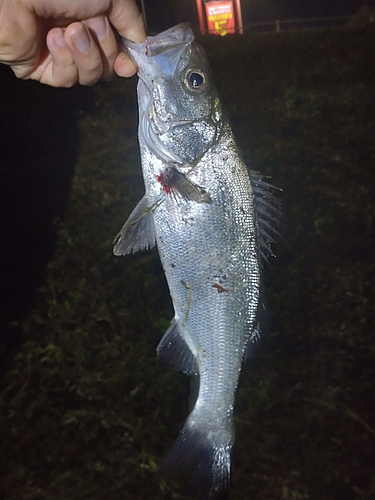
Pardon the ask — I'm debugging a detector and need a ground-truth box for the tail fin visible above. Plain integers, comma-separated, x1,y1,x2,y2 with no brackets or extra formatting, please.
162,416,233,498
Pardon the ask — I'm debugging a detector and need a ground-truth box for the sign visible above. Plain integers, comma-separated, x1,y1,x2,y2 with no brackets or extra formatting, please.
205,0,236,36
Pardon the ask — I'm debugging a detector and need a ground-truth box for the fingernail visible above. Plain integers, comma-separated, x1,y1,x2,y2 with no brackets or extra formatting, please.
85,16,108,41
54,29,66,48
71,27,91,54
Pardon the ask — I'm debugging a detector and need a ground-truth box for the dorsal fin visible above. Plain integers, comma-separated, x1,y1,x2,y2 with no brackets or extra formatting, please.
250,171,283,269
244,283,271,362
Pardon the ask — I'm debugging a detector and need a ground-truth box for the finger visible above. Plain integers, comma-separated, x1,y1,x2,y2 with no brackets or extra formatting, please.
84,16,117,82
64,22,103,86
38,28,79,87
109,0,146,78
114,51,138,78
109,0,146,42
0,0,43,79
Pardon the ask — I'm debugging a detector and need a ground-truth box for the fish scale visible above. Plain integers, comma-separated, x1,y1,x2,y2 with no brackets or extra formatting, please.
114,23,280,498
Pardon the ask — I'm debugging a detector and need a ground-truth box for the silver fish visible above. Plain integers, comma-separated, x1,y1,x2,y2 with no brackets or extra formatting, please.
114,23,280,498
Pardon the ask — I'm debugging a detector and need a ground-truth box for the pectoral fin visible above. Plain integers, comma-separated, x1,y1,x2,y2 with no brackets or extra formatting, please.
157,166,212,204
157,319,198,376
113,196,158,255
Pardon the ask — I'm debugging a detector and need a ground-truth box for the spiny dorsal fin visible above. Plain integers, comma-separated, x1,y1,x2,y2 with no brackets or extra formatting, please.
250,170,283,269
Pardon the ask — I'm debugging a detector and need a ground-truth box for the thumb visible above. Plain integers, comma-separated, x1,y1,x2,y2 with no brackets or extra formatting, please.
108,0,146,77
108,0,146,42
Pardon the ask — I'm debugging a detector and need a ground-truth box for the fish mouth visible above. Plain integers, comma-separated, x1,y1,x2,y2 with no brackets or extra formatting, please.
124,23,194,59
143,23,194,58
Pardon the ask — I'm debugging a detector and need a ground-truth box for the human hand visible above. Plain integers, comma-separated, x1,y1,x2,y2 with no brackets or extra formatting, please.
0,0,146,87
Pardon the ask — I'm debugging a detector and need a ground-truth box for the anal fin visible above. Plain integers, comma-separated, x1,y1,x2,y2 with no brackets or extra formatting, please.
157,319,198,376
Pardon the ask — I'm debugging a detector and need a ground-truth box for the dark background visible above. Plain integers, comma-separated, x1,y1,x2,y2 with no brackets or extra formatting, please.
143,0,363,32
0,3,375,500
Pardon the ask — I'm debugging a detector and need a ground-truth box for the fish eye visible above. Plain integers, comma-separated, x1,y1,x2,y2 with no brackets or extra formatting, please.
189,72,204,87
184,69,207,91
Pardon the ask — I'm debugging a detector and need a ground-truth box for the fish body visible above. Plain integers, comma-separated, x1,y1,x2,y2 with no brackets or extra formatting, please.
114,23,279,497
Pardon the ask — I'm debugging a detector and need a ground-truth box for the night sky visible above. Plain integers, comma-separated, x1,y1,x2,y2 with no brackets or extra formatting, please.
143,0,362,33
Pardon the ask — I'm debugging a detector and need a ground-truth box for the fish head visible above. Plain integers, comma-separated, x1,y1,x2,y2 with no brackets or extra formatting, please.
124,23,224,167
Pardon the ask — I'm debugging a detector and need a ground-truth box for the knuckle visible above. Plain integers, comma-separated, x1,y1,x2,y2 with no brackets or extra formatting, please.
52,64,79,88
77,56,103,86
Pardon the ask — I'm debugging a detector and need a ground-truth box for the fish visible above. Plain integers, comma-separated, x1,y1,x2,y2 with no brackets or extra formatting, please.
114,23,281,498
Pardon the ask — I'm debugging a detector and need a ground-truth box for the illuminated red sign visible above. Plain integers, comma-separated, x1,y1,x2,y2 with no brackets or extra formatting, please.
205,0,236,36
